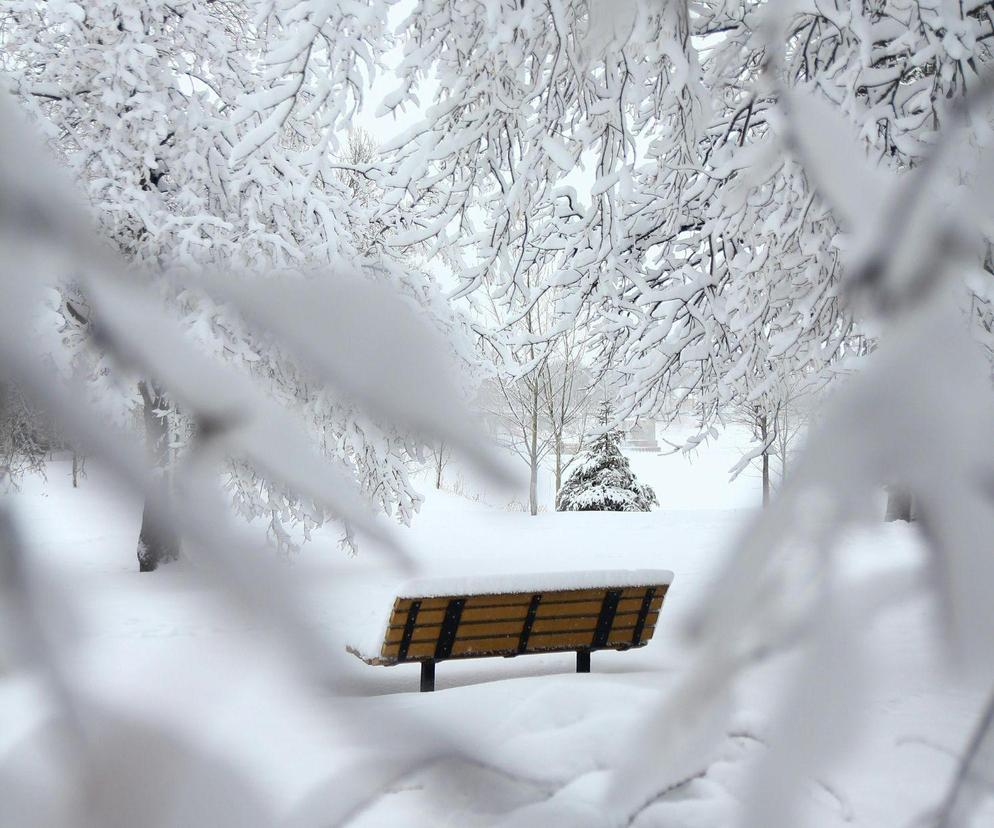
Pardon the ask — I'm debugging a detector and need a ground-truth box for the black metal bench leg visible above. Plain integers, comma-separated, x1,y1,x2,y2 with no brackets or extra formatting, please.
420,659,435,692
576,650,590,673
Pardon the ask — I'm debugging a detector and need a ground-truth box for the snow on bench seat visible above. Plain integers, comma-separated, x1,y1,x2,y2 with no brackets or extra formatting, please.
394,568,673,599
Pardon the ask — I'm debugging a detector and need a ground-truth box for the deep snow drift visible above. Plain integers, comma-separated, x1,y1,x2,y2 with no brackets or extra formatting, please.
1,438,989,827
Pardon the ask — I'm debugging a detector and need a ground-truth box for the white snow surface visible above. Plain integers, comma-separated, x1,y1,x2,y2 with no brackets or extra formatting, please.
2,444,990,827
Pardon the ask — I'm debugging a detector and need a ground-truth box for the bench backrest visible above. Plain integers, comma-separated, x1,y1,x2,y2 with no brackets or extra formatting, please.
379,582,669,664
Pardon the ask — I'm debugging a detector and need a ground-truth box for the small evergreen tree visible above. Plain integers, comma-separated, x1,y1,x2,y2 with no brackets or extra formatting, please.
556,406,657,512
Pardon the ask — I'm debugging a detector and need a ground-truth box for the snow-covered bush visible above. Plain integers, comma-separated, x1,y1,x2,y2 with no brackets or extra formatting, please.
0,381,50,490
556,427,656,513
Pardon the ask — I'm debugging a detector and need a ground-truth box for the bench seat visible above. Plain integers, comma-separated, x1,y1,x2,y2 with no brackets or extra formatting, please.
349,570,673,691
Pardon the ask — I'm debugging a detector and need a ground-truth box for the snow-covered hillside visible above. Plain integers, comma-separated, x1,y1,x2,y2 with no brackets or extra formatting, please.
2,443,988,827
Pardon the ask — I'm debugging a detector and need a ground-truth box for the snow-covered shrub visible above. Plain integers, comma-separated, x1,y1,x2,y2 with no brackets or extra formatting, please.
0,381,50,490
556,428,656,512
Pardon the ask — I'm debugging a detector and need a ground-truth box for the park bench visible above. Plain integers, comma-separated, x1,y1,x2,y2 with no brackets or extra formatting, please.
349,570,673,691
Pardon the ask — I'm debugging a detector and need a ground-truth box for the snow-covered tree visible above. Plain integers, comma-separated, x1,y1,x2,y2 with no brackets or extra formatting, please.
339,0,994,478
0,68,506,827
541,321,595,499
428,440,450,490
479,357,552,516
556,404,656,512
1,0,469,566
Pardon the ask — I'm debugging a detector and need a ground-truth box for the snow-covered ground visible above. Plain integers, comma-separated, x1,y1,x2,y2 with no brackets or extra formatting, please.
2,436,990,826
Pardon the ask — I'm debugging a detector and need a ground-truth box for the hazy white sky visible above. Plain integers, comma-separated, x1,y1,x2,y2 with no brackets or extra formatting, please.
351,1,430,147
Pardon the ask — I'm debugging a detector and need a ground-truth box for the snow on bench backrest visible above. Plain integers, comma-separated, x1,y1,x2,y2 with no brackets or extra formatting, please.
362,570,673,665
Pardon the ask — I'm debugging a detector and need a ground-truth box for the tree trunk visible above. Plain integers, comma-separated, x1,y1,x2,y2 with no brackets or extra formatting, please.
434,441,447,489
528,455,538,516
760,413,771,508
72,452,79,488
528,384,539,516
885,488,913,522
137,381,179,572
554,435,563,497
776,406,789,489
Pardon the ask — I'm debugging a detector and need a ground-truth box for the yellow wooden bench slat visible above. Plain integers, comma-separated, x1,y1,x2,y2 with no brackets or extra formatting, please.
383,608,663,645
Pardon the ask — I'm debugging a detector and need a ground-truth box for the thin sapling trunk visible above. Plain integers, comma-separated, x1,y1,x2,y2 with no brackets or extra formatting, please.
137,381,179,572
